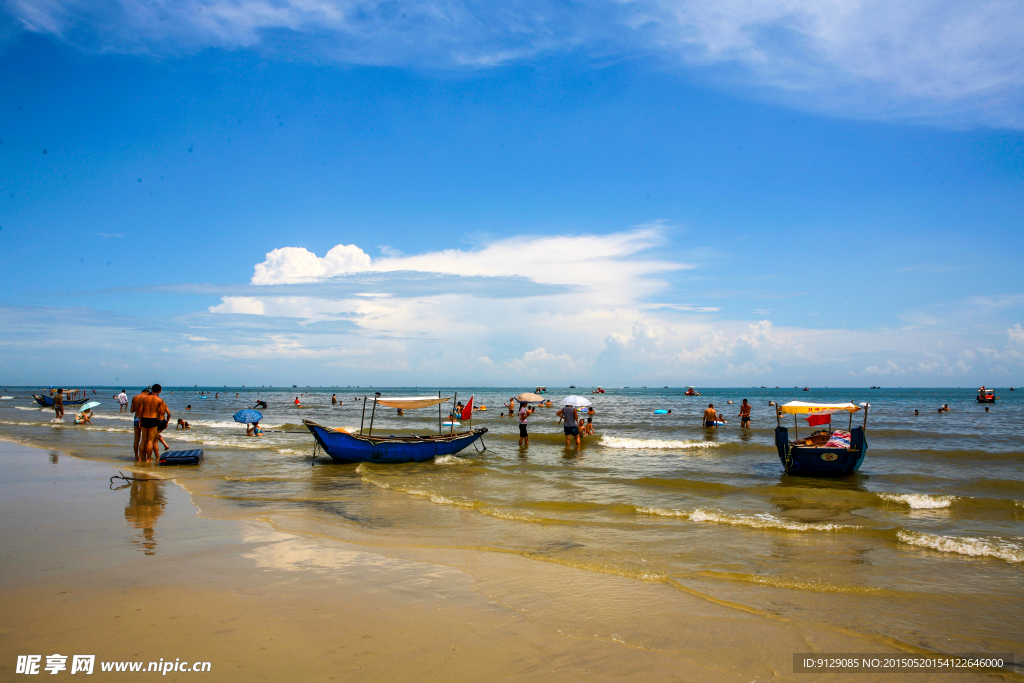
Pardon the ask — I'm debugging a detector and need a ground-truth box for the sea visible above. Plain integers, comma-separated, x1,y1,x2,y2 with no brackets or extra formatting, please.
1,385,1021,664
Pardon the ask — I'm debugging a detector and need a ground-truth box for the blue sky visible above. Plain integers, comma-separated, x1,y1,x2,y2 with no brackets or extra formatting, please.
1,0,1022,386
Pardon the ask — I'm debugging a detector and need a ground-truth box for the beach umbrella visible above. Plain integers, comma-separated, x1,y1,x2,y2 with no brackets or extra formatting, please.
560,395,592,408
514,392,545,403
233,408,263,424
77,401,100,413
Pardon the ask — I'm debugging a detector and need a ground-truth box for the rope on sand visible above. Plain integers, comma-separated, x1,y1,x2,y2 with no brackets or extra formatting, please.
109,471,149,485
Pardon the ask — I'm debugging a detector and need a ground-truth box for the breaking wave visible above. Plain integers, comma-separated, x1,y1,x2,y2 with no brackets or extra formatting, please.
897,531,1023,564
600,436,719,450
878,493,959,509
637,507,860,532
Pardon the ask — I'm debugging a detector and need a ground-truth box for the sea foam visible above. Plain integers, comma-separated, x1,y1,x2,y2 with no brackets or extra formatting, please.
637,506,858,532
601,436,719,450
878,493,958,509
897,531,1023,564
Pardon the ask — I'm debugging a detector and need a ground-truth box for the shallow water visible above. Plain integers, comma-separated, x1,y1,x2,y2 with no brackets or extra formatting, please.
2,385,1022,660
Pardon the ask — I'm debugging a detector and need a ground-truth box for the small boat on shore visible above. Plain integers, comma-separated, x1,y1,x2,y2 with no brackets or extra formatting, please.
304,393,486,464
775,401,869,476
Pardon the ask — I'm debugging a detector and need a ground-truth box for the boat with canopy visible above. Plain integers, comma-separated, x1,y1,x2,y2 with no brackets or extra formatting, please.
303,392,487,464
774,401,869,476
33,388,90,407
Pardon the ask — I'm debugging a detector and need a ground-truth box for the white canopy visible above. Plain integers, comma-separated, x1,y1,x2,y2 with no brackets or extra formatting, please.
372,396,452,409
778,401,861,415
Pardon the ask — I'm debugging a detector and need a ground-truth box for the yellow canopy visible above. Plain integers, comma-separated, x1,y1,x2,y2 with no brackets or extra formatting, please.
372,396,452,409
778,401,861,415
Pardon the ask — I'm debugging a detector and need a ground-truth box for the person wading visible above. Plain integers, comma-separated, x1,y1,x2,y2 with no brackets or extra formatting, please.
53,388,64,420
703,403,718,428
518,402,535,447
556,403,580,448
739,399,751,427
137,384,170,463
130,387,151,460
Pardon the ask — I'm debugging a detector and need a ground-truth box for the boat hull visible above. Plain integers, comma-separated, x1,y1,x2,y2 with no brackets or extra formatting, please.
304,420,487,464
33,394,89,407
775,426,867,476
976,397,996,403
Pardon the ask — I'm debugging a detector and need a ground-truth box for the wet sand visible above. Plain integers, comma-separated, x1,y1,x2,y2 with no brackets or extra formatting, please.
0,440,736,682
0,439,1011,682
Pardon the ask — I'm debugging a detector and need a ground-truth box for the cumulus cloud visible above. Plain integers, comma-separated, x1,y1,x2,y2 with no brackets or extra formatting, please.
6,0,1023,127
243,229,684,305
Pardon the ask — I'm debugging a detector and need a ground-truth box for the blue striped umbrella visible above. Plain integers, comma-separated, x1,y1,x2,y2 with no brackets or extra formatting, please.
233,409,263,424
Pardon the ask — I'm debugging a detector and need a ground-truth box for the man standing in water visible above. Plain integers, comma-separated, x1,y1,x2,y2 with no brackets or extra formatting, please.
117,389,129,413
556,403,580,448
130,387,151,460
138,384,170,462
739,399,751,427
703,403,718,428
53,388,64,420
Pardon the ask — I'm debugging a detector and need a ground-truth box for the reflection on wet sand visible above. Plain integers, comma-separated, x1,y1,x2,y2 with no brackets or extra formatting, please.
124,479,166,555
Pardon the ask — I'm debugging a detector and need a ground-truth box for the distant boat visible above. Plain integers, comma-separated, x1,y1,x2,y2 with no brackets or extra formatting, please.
569,385,575,388
976,387,997,403
775,401,869,477
535,386,547,394
591,387,605,394
684,386,699,396
802,387,810,391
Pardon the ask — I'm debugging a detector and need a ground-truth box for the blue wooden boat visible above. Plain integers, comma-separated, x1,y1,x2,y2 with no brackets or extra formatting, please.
303,420,487,463
33,392,89,407
304,391,487,464
774,401,869,477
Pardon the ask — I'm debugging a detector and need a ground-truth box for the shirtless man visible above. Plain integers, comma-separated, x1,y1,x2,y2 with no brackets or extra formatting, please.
702,403,718,428
130,387,151,459
739,399,751,427
137,384,170,462
53,388,64,420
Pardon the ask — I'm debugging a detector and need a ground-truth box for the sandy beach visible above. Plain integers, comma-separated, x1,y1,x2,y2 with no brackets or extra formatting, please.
0,439,756,682
1,426,1016,682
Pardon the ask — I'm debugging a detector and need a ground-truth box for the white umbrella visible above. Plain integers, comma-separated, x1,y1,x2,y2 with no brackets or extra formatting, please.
560,395,592,408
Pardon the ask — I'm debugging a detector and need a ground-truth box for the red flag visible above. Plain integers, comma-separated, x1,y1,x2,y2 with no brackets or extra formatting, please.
806,413,832,427
460,396,474,421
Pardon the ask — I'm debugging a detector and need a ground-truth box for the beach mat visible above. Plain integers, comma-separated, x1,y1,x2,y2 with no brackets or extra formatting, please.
159,449,204,466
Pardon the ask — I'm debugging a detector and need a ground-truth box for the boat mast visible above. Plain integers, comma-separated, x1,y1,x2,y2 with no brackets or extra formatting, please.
450,392,457,434
438,390,442,435
368,392,380,437
360,396,367,435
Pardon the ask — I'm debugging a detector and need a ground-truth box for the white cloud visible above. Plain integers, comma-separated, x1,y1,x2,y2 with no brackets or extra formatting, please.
8,0,1023,127
644,0,1024,126
245,229,685,305
1009,323,1024,345
251,244,372,285
209,296,266,315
